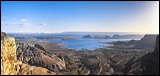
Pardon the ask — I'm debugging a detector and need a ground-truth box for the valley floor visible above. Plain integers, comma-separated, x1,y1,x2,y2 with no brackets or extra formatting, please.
15,40,154,75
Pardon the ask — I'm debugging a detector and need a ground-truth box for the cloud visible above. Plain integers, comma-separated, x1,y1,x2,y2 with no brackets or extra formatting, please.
1,22,32,27
39,23,47,25
21,19,27,21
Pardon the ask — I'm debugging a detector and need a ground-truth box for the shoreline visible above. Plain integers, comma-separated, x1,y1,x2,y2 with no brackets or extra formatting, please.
14,38,155,75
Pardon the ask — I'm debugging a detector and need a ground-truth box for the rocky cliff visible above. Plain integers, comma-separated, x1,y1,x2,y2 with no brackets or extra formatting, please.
141,35,159,75
1,32,56,75
1,32,17,75
155,35,159,51
124,35,159,75
135,35,157,48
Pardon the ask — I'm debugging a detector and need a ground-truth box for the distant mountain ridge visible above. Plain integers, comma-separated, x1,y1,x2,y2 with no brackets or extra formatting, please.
7,32,145,36
60,32,145,36
6,32,145,39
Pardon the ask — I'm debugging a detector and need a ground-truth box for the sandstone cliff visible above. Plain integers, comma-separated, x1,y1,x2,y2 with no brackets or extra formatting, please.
1,32,56,75
1,32,17,75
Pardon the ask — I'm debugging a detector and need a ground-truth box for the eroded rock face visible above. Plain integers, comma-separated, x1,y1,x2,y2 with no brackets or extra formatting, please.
1,32,57,75
1,32,7,37
155,35,159,51
81,55,114,75
17,63,56,75
1,32,17,75
28,53,65,72
141,35,159,75
124,35,159,75
135,35,157,48
16,42,66,72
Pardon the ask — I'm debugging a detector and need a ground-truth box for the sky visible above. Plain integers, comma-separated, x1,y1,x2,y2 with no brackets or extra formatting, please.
1,1,159,34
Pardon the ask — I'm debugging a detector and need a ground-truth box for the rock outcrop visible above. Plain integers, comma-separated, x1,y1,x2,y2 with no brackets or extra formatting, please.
125,40,139,46
1,32,17,75
83,35,92,38
135,35,157,48
1,32,56,75
124,35,159,75
16,42,66,72
112,40,139,48
16,63,56,75
140,35,159,75
28,53,65,72
155,35,159,51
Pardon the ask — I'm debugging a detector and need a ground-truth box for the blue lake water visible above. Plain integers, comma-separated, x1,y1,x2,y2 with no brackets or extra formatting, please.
34,38,131,50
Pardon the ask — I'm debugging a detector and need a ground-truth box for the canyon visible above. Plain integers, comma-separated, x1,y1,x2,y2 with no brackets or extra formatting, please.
1,32,159,75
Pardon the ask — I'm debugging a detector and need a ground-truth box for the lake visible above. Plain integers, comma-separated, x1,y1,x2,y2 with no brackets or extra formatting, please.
34,38,131,50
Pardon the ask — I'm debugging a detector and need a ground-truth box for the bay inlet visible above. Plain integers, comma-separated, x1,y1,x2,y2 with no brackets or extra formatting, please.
35,38,131,50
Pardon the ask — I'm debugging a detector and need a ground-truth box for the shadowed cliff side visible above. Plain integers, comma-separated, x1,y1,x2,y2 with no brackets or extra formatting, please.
141,35,159,75
135,35,157,48
124,35,159,75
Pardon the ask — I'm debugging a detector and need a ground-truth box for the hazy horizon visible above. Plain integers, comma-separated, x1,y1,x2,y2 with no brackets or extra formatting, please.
1,1,159,34
3,31,145,34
